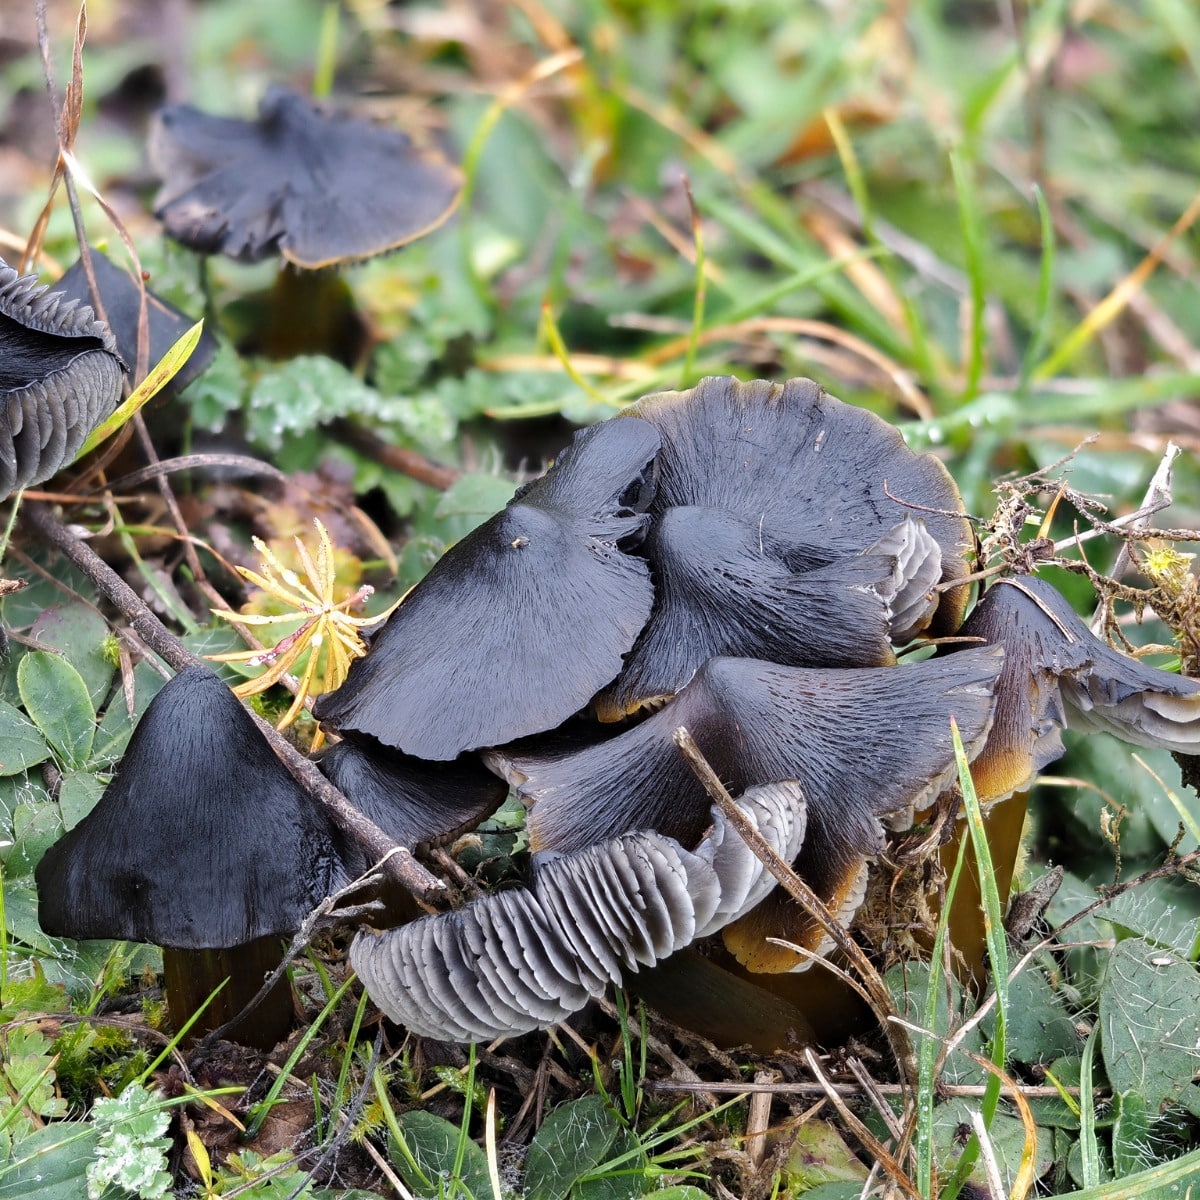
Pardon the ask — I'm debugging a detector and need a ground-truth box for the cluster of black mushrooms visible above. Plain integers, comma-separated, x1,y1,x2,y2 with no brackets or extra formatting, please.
32,371,1200,1047
6,86,1200,1049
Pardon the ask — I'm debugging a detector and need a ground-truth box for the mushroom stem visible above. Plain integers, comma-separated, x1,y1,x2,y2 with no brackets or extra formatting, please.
938,789,1030,988
21,501,442,902
163,939,295,1052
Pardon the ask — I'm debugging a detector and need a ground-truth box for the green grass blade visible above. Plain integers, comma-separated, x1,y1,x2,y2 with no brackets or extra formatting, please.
1019,184,1057,390
944,718,1010,1200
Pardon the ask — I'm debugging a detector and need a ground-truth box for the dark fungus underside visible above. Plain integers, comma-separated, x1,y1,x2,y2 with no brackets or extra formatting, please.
0,257,124,498
501,646,1003,908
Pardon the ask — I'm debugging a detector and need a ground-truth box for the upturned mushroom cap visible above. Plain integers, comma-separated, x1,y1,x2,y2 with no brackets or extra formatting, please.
317,734,506,850
314,417,661,759
55,251,217,400
349,782,806,1041
493,647,1002,971
595,504,900,720
954,574,1200,801
150,85,463,268
36,666,349,949
0,256,124,499
623,376,973,636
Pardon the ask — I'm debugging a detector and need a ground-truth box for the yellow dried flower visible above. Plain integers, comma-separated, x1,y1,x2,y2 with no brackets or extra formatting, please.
207,519,395,740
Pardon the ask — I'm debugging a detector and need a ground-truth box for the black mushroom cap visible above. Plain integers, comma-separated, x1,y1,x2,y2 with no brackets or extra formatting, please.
317,734,506,851
623,375,974,637
349,782,807,1042
149,85,464,268
55,250,217,400
491,647,1003,969
953,574,1200,801
595,504,901,720
0,256,125,500
36,666,350,949
313,417,662,760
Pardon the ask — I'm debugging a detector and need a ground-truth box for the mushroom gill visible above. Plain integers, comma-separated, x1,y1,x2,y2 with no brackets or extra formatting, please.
954,574,1200,801
0,256,125,500
349,782,806,1042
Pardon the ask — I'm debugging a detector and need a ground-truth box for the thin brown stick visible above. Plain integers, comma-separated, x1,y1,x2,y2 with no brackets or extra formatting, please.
804,1049,922,1200
647,1079,1093,1099
21,500,441,902
331,420,462,490
672,727,917,1090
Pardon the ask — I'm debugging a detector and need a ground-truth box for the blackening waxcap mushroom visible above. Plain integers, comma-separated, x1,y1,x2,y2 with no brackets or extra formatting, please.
350,782,805,1041
314,417,661,759
0,256,124,500
56,250,217,400
955,574,1200,801
624,376,973,636
318,734,506,850
36,665,349,948
493,647,1002,971
596,504,900,719
150,85,463,268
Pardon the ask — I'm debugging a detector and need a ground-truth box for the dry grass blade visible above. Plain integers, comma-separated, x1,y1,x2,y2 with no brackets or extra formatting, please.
964,1051,1040,1200
804,1048,921,1200
644,317,932,419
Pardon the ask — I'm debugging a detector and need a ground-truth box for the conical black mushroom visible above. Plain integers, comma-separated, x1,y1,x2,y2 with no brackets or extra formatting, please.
349,782,806,1042
150,85,463,269
623,375,974,637
36,666,352,1049
314,417,662,759
954,574,1200,801
595,504,902,719
492,647,1002,972
317,734,506,850
55,250,217,400
0,256,125,500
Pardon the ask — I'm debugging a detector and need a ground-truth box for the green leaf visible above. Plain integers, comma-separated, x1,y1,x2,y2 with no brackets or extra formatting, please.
932,1098,1054,1191
2,878,57,956
576,1127,649,1200
17,653,95,770
524,1095,622,1200
1100,937,1200,1112
1112,1091,1155,1178
183,338,246,432
0,1121,100,1199
433,472,515,525
91,662,168,768
0,702,50,778
783,1120,871,1188
247,357,379,450
57,771,105,831
388,1109,492,1200
983,964,1080,1066
0,972,69,1024
6,802,63,879
27,605,115,709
